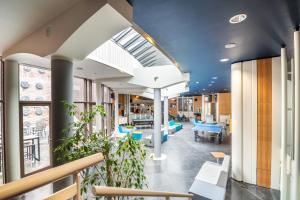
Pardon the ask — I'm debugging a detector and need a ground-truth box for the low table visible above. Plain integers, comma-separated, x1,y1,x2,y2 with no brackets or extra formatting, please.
210,152,225,164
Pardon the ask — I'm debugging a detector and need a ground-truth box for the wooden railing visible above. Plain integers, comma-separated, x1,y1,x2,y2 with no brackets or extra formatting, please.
0,153,104,200
0,152,193,200
92,186,193,199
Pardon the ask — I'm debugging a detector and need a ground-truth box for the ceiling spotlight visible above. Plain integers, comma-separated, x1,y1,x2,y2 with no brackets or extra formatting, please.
211,81,215,83
212,76,218,80
220,58,230,62
208,84,212,86
202,88,206,91
229,14,247,24
225,43,236,48
196,81,199,84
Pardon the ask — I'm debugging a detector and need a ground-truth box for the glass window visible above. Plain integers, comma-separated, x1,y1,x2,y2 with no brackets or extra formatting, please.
92,82,97,102
19,65,51,101
178,97,193,112
21,105,51,175
73,78,85,102
287,59,294,158
0,61,3,184
0,103,3,184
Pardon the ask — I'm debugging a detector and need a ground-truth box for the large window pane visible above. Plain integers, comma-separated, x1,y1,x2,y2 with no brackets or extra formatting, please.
74,78,85,102
92,82,97,102
19,65,51,101
21,105,51,175
0,103,3,184
287,60,294,158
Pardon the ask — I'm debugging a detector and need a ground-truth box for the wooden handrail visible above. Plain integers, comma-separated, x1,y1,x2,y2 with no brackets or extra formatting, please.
0,153,103,200
92,186,193,198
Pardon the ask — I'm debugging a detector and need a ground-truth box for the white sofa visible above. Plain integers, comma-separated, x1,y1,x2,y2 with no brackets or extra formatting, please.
189,155,230,200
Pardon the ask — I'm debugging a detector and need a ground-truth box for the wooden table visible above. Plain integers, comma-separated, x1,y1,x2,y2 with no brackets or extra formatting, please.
210,152,225,164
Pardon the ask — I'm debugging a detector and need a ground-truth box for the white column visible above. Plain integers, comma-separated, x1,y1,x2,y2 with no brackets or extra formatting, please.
280,48,288,199
95,82,103,132
154,88,162,158
4,60,21,183
126,94,131,124
292,30,300,200
231,63,243,181
164,96,169,133
201,95,205,121
114,91,119,134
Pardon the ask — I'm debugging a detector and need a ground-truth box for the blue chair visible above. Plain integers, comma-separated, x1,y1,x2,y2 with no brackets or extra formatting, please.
118,126,131,135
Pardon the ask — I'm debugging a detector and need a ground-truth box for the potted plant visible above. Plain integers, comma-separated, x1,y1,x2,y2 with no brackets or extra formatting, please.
55,102,147,199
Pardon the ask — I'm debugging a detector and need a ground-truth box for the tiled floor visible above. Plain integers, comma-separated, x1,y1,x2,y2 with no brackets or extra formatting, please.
143,122,280,200
22,122,280,199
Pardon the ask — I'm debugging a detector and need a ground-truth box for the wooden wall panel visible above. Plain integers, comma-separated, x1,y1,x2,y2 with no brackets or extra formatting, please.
218,93,231,115
257,58,272,188
193,96,202,112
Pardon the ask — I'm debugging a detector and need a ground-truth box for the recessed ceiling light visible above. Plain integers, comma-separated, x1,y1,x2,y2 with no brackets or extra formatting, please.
196,81,199,84
77,67,83,70
202,88,206,91
208,84,212,86
212,76,218,80
229,14,247,24
220,58,230,62
225,43,236,48
211,81,215,83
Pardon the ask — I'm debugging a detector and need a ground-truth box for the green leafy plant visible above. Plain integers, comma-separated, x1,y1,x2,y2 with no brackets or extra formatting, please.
55,102,147,199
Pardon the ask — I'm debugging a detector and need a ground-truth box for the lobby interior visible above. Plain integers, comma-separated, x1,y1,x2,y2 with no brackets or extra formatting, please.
0,0,299,200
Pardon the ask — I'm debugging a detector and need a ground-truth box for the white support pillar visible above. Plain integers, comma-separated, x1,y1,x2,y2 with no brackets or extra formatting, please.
164,96,169,133
126,94,131,124
154,88,162,158
280,47,288,199
292,30,300,200
231,63,243,181
95,82,103,132
4,60,21,183
114,91,119,134
201,95,205,121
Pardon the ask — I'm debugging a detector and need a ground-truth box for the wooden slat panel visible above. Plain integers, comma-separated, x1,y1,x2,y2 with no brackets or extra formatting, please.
257,58,272,188
193,96,202,112
218,93,231,115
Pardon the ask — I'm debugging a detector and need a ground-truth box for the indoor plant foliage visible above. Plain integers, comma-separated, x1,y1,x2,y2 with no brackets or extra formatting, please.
55,102,147,199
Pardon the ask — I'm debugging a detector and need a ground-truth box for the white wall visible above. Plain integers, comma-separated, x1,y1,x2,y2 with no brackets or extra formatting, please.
271,57,282,190
231,63,243,181
231,57,281,189
242,60,257,184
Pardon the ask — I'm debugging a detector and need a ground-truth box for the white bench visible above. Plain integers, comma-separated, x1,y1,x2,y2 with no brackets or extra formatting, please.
189,155,230,200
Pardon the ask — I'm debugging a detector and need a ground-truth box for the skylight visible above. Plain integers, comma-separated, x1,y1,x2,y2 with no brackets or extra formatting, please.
111,27,172,67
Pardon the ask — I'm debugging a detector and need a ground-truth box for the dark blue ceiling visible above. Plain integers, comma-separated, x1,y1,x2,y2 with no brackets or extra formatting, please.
128,0,300,95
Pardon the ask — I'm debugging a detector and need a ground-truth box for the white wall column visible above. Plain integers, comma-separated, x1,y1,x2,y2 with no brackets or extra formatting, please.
4,59,21,183
126,94,131,124
231,63,243,181
114,91,119,134
201,95,205,121
280,48,288,199
95,82,103,132
164,96,169,133
154,88,162,158
292,30,300,200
